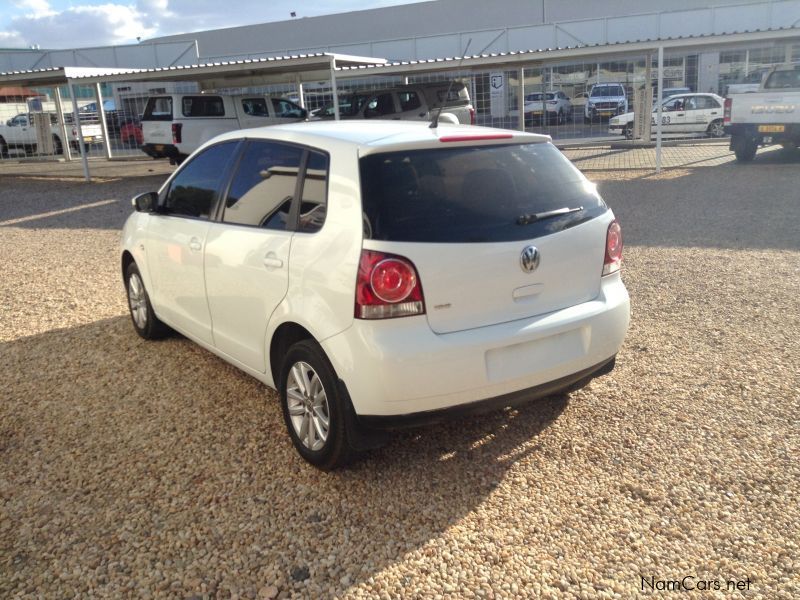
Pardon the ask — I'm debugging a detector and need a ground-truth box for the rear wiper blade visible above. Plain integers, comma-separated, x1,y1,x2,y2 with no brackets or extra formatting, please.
517,206,584,225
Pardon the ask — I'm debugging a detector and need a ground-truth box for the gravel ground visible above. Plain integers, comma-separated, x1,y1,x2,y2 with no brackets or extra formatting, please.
1,159,799,599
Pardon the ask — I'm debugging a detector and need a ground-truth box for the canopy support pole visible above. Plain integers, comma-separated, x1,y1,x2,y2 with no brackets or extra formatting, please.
330,57,340,121
656,46,664,173
95,83,112,159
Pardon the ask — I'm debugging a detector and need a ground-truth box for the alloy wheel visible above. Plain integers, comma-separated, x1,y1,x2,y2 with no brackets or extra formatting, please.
286,361,331,451
127,272,148,329
709,121,725,138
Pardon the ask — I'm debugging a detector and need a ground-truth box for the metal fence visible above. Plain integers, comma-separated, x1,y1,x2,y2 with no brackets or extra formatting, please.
2,41,796,166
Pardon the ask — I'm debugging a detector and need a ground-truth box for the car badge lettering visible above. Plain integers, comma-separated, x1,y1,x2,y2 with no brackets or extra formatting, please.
520,246,540,273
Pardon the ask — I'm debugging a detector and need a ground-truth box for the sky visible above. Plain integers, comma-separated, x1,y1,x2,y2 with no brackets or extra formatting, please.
0,0,427,50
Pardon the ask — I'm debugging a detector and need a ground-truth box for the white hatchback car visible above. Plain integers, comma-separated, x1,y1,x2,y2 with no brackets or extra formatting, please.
121,121,630,469
609,93,726,139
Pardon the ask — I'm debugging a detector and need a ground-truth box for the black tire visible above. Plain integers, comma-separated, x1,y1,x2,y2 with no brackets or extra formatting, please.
584,115,591,124
623,124,633,140
125,262,170,339
125,136,136,147
558,109,565,125
280,340,354,470
706,119,725,138
0,137,8,159
52,135,63,155
733,137,758,163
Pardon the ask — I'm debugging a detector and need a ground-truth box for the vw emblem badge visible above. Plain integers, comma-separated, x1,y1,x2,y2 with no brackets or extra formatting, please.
520,245,540,273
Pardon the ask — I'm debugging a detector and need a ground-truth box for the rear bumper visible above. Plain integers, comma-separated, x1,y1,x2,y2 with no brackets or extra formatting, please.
321,273,630,418
141,143,180,159
358,356,616,429
725,123,800,145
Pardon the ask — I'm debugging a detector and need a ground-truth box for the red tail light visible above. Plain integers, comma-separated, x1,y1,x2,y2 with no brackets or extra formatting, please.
172,123,182,144
724,98,732,124
355,250,425,319
603,220,623,276
469,106,476,125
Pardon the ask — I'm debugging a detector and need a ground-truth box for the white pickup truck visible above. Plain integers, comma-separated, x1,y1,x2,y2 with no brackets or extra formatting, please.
141,94,308,164
725,63,800,162
0,113,103,158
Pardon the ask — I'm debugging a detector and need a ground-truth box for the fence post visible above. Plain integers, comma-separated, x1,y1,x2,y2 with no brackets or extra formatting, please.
69,83,91,182
518,67,526,132
656,46,664,173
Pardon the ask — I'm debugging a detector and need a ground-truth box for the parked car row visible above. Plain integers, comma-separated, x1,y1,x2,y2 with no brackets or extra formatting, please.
138,83,476,163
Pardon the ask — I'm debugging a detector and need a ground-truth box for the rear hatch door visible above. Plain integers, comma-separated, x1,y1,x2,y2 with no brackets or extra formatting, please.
141,96,173,145
360,141,610,334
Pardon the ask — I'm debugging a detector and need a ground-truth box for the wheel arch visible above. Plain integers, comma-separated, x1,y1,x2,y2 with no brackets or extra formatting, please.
269,321,317,389
121,250,135,281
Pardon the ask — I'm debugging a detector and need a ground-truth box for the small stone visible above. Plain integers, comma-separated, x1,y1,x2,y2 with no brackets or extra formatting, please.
258,585,279,600
290,567,310,583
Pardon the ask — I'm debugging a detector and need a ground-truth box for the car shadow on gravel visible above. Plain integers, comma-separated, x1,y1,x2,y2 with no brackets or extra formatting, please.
1,315,571,597
0,175,167,230
596,156,800,251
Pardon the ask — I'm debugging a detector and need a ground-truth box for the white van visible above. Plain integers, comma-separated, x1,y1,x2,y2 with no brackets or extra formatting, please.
141,94,307,164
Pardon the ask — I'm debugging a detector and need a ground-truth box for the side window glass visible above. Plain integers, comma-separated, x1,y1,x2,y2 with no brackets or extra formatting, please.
242,98,269,116
182,96,225,117
399,91,421,112
271,98,304,118
298,151,329,234
163,142,238,219
223,141,304,229
686,97,698,110
365,93,396,117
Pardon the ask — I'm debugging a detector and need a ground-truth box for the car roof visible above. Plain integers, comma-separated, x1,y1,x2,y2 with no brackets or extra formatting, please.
209,121,549,155
663,92,722,99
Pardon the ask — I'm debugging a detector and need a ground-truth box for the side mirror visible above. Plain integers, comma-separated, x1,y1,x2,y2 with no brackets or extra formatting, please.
300,108,308,119
5,119,11,126
132,191,158,213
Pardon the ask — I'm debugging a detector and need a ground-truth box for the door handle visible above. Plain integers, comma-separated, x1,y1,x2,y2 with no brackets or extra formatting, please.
188,237,202,252
263,252,284,269
710,112,718,115
676,113,685,116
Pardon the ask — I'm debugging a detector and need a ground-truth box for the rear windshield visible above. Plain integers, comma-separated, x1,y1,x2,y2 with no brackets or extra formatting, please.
360,142,607,243
142,96,173,121
764,68,800,89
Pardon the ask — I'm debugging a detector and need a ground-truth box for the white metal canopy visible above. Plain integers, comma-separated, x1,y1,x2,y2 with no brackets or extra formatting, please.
0,54,386,180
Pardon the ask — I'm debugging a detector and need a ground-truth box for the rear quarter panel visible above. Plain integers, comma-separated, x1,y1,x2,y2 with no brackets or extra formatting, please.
264,141,365,383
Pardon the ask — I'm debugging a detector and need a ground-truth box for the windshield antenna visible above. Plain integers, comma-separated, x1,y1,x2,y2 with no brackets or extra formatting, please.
430,38,472,129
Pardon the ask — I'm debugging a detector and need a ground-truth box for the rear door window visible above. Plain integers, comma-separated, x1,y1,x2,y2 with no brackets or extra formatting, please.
222,141,304,229
142,97,172,121
297,151,329,233
360,142,606,243
364,93,396,118
182,96,225,117
241,98,269,116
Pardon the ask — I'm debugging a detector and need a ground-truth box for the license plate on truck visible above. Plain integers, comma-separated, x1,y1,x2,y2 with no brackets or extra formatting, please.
758,125,785,133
